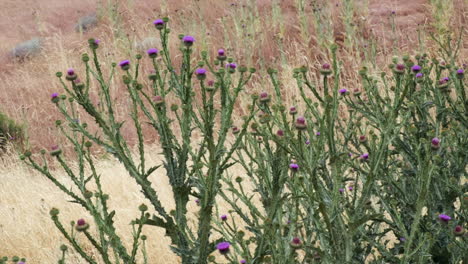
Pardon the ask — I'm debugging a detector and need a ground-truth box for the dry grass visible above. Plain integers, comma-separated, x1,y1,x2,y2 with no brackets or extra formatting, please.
1,0,467,263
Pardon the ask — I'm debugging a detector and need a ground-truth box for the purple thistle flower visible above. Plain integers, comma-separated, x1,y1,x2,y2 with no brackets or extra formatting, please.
240,260,247,264
396,64,405,71
277,130,284,137
51,93,59,99
153,19,164,26
226,63,237,69
316,132,321,136
456,68,464,79
339,188,344,193
290,237,302,248
360,153,369,160
431,137,440,149
454,225,465,236
411,65,422,73
289,163,299,171
305,139,310,145
216,241,231,254
119,60,130,70
438,214,451,222
415,73,423,78
348,186,353,191
195,199,200,205
220,214,227,221
196,68,207,75
182,35,195,46
339,88,347,95
94,39,100,45
218,49,225,56
322,63,331,69
399,237,406,242
67,68,75,76
147,48,159,57
289,106,297,115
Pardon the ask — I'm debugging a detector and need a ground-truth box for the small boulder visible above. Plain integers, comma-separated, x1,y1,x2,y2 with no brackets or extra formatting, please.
11,38,43,59
75,13,98,32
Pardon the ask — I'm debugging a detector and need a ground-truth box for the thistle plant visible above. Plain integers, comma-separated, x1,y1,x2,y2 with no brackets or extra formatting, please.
19,16,467,264
21,17,256,264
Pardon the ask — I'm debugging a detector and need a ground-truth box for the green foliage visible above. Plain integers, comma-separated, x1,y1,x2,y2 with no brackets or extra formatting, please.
21,18,467,264
0,111,24,151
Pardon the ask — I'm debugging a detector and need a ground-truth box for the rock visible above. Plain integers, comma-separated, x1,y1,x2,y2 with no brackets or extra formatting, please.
11,38,43,59
75,13,98,32
135,37,159,52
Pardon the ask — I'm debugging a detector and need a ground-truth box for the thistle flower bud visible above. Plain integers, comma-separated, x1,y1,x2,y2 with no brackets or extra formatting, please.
153,95,164,106
276,129,284,137
456,68,464,79
289,106,297,115
393,64,405,75
320,63,332,76
216,242,231,255
147,48,158,58
119,60,130,71
259,91,270,103
50,207,60,217
51,93,60,103
431,137,440,150
50,145,62,157
290,237,302,249
60,244,68,251
295,116,307,130
182,35,195,47
153,19,165,30
75,218,90,232
88,38,100,49
139,204,148,212
66,68,77,81
454,225,464,236
353,88,361,96
217,49,227,61
359,135,367,143
232,126,240,134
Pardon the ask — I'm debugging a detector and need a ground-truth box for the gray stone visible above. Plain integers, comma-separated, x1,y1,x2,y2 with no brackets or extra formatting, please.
11,38,43,58
75,13,98,32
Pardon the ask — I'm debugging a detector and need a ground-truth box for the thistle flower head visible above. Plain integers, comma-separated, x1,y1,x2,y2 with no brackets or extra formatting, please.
290,237,302,248
289,163,299,171
339,188,344,193
316,132,321,136
259,91,270,103
454,225,465,236
220,214,227,221
276,129,284,137
218,49,225,56
320,63,332,75
232,126,240,134
339,88,347,95
119,60,130,70
360,153,369,160
240,260,246,264
456,68,464,79
182,35,195,46
411,65,422,73
75,218,89,231
438,214,451,222
147,48,158,58
295,116,307,130
359,135,367,143
51,93,59,99
431,137,440,149
396,64,405,71
216,242,231,254
153,19,165,29
289,106,297,115
415,73,423,78
67,68,75,76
